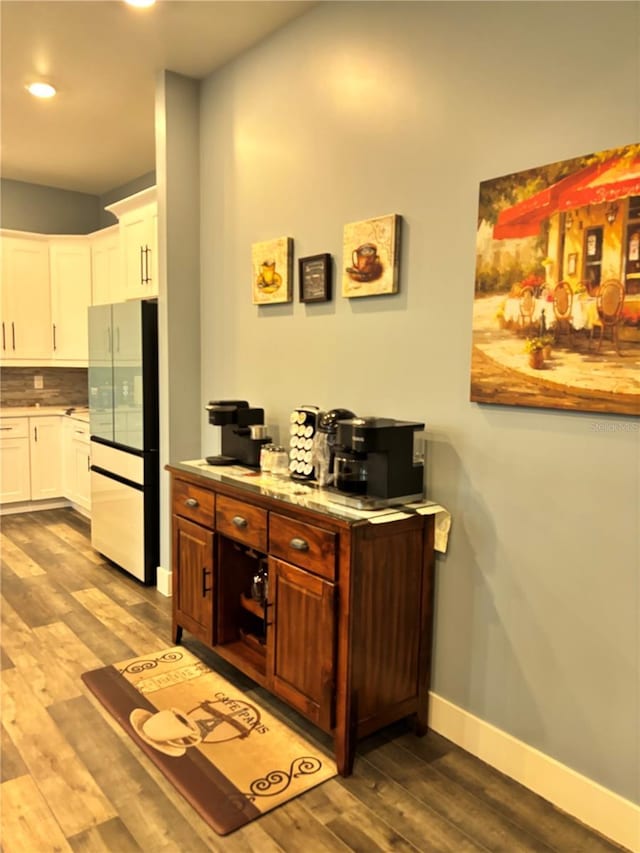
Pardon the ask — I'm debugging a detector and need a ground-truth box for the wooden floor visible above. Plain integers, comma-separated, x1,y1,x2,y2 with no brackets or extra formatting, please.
0,508,628,853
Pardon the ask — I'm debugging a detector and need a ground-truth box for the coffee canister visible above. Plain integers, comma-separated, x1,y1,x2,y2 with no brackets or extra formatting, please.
259,443,275,473
271,446,289,478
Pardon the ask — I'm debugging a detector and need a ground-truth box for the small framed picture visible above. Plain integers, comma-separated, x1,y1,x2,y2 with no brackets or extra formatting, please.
252,237,293,305
567,252,578,276
299,253,332,303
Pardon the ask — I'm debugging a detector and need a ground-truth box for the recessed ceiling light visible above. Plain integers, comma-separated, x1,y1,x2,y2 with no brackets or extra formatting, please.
124,0,156,7
26,82,57,99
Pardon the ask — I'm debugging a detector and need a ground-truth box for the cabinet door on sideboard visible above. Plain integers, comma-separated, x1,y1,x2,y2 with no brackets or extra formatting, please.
267,557,335,732
172,515,215,645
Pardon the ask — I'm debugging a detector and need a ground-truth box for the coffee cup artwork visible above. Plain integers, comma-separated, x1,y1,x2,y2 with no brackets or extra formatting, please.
342,214,401,298
347,243,382,283
256,259,282,294
130,707,202,756
251,236,293,305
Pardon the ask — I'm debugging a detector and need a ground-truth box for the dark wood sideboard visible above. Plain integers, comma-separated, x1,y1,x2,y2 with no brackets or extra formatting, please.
167,461,437,776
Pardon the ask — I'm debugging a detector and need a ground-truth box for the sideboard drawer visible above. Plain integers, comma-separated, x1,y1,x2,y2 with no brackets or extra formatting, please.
269,513,336,580
172,479,215,528
216,495,267,551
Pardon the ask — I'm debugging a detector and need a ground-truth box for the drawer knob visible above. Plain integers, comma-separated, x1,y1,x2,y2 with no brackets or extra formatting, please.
290,537,309,552
232,515,248,529
185,498,199,508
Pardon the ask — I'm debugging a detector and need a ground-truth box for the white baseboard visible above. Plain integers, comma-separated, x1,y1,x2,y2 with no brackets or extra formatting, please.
1,498,68,515
156,565,172,597
428,692,639,852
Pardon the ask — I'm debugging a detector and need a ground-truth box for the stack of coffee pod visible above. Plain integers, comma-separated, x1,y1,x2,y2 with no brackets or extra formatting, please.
288,405,319,480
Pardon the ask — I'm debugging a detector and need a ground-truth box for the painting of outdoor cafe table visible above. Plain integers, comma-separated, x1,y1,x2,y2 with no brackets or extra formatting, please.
470,142,640,417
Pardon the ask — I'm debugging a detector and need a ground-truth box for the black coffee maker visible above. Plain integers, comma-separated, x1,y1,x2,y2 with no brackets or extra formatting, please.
330,417,425,508
205,400,271,467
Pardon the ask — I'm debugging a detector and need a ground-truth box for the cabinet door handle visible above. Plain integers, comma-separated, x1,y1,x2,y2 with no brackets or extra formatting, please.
0,426,12,431
52,324,57,350
232,515,248,529
11,322,15,350
185,497,199,508
34,425,38,442
290,537,309,552
2,321,5,350
140,246,144,285
87,455,90,471
202,567,212,596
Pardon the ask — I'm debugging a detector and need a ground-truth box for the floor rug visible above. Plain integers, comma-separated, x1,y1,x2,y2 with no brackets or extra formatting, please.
82,646,337,835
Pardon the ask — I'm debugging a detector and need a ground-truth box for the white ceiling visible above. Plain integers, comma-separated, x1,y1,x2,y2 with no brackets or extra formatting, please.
0,0,315,195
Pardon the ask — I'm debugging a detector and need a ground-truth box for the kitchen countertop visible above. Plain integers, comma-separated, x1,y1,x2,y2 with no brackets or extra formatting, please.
0,406,90,422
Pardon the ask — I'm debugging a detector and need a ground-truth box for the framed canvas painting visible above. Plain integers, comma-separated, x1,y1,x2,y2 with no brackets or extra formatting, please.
470,141,640,417
252,237,293,305
342,214,401,298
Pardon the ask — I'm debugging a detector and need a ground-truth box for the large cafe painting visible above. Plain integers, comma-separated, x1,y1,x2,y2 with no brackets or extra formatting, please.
470,142,640,417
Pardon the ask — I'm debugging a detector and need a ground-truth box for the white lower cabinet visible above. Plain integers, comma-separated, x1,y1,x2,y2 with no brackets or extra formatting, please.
0,418,31,503
1,414,92,513
30,416,62,500
63,418,91,511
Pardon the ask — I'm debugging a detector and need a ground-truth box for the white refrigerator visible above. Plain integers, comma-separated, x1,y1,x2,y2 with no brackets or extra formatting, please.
88,299,159,585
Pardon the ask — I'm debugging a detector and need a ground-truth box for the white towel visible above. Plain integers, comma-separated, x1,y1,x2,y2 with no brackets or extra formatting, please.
405,502,452,553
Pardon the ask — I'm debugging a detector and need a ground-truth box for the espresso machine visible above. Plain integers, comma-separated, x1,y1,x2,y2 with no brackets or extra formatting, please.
329,417,425,509
205,400,271,467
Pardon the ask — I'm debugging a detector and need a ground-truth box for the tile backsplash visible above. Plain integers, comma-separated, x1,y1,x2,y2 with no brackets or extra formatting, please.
1,367,89,408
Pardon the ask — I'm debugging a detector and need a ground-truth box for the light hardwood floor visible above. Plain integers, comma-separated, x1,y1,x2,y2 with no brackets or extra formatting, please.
0,509,629,852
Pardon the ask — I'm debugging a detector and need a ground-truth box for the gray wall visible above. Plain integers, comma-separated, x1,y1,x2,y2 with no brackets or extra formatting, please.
0,173,156,233
0,179,101,233
156,71,202,574
195,1,639,802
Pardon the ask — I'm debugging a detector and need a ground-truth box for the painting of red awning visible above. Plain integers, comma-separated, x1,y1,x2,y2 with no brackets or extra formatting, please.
471,142,640,416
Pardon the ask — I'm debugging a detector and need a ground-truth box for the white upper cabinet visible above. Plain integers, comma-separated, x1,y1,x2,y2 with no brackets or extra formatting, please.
90,225,124,306
49,238,92,363
0,234,52,363
105,187,158,300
